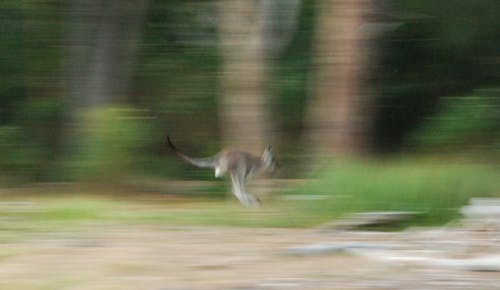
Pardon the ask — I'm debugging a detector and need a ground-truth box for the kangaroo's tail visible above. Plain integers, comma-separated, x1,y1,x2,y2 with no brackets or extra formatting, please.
166,135,217,169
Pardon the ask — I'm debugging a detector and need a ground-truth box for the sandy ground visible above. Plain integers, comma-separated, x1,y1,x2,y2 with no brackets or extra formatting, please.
0,223,498,290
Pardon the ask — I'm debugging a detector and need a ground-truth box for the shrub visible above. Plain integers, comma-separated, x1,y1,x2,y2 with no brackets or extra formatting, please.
289,159,500,226
68,106,151,182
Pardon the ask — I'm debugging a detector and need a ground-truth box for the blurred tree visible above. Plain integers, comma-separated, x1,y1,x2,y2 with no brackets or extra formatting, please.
62,0,149,180
305,0,374,159
217,0,300,153
217,0,270,152
65,0,148,109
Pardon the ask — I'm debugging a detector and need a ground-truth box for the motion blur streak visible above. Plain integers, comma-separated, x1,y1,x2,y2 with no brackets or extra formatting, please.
0,0,498,289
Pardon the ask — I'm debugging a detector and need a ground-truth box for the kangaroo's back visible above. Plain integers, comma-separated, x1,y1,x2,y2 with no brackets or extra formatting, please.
215,150,263,178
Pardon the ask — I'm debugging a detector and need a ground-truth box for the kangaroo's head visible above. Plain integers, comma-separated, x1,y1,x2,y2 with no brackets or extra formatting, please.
261,146,276,172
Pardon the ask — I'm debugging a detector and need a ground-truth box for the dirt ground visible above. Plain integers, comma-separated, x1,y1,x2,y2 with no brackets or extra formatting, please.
0,223,498,290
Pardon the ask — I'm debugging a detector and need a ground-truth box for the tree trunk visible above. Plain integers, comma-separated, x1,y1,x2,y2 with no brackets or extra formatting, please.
218,0,269,153
61,0,148,179
305,0,373,160
218,0,301,154
65,0,148,109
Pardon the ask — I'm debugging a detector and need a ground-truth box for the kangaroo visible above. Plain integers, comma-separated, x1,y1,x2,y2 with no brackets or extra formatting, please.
166,136,276,207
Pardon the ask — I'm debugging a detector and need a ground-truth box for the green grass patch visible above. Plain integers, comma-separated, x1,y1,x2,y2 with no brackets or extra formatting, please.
289,159,500,226
0,194,306,235
0,159,497,234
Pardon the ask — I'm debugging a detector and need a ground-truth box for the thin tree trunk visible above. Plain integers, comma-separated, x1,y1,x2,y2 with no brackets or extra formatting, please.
218,0,271,153
61,0,148,177
306,0,373,160
218,0,301,153
65,0,148,109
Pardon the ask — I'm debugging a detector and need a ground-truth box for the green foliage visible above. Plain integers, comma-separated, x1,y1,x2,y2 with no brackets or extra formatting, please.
0,126,45,183
275,0,315,132
0,1,26,125
69,107,152,181
137,0,220,112
289,160,500,226
20,98,64,125
375,0,500,152
0,99,64,183
410,89,500,149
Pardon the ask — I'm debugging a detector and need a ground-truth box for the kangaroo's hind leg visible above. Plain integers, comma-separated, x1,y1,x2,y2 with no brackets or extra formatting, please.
229,170,260,208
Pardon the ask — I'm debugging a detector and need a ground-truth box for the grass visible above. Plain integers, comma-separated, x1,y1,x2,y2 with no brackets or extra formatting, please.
0,158,498,235
289,158,500,226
